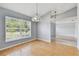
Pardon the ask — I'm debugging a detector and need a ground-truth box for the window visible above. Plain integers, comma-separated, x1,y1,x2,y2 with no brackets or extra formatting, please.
5,16,31,42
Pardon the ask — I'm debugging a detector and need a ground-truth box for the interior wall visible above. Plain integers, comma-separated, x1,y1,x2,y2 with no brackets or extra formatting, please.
0,7,37,50
37,11,56,42
56,7,77,36
51,22,56,41
56,23,75,37
37,7,77,43
37,14,51,42
56,6,77,46
77,4,79,49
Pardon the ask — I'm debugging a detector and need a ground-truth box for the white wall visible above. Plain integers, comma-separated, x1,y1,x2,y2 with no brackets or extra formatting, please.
51,22,56,41
77,4,79,49
37,11,56,42
56,7,77,38
56,23,75,37
77,22,79,49
37,7,77,43
56,7,77,47
37,14,51,42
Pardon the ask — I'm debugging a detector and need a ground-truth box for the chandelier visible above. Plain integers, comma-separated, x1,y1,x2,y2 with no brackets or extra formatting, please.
49,10,57,22
32,3,40,22
50,10,57,19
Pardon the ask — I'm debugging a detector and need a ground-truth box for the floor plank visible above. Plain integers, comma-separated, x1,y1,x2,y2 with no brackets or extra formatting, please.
0,40,79,56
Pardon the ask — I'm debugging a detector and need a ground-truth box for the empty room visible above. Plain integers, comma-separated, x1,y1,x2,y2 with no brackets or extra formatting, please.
0,3,79,56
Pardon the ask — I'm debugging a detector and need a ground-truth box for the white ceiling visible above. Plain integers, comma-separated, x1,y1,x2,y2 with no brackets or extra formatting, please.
0,3,77,17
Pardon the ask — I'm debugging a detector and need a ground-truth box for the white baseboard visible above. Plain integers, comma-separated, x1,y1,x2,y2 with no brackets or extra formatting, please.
0,39,36,51
0,38,50,51
77,47,79,50
37,38,51,43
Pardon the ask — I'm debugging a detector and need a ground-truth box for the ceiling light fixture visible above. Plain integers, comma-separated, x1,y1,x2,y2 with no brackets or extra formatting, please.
50,10,57,22
32,3,40,22
50,10,57,19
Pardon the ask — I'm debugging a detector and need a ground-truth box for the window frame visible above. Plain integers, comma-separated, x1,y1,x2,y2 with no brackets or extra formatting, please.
5,16,31,42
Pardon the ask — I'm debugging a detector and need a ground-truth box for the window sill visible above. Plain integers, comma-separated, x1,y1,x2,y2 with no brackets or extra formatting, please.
5,36,31,43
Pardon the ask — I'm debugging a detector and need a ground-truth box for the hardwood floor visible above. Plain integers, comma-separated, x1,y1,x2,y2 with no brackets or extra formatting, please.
0,40,79,56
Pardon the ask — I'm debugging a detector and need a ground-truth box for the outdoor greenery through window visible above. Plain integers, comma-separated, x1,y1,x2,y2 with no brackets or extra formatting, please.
5,16,31,42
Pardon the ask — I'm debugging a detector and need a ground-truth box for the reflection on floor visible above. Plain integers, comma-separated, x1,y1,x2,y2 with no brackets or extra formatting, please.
0,40,79,56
